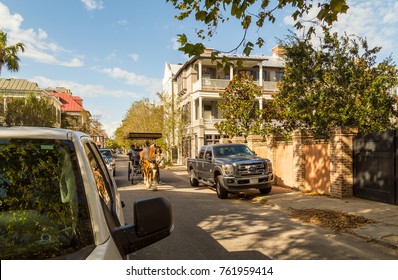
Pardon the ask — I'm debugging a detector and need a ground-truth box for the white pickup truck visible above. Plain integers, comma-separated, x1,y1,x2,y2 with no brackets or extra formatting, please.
0,126,173,260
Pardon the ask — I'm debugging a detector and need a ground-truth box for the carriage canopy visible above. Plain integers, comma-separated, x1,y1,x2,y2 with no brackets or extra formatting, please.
127,132,162,140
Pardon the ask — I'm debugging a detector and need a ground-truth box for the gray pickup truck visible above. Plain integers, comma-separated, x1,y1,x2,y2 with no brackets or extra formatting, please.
187,143,274,199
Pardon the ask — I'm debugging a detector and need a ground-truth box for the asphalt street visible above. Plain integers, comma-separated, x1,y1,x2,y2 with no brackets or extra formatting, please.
114,155,398,260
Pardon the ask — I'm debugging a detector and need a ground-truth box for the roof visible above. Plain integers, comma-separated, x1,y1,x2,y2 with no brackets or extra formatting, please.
218,53,285,68
0,78,41,92
169,64,183,76
0,126,88,140
174,51,285,78
49,92,85,112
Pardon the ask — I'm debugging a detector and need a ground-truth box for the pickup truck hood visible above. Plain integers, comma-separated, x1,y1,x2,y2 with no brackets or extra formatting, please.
215,155,266,165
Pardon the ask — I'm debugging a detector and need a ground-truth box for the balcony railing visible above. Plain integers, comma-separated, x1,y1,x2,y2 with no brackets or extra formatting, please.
193,78,279,92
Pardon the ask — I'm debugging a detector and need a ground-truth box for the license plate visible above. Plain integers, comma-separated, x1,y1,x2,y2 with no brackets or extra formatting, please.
250,178,258,184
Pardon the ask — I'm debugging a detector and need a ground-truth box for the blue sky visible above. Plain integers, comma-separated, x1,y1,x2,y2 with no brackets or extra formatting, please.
1,0,397,137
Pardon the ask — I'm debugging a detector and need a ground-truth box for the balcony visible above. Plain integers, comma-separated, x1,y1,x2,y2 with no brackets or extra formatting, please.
193,79,279,92
191,118,225,130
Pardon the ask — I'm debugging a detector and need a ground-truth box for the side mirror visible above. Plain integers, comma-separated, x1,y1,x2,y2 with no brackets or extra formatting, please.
112,197,173,255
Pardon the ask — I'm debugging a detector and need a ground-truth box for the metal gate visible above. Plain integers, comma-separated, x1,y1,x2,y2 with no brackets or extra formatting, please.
353,130,398,205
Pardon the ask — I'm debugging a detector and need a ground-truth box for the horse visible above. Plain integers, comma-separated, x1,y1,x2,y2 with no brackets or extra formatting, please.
139,144,162,190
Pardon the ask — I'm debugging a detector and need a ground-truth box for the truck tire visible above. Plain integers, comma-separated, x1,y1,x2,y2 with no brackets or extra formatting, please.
216,175,228,199
189,169,199,187
259,183,272,194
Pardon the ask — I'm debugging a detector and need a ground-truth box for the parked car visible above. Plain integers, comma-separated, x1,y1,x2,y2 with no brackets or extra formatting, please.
0,127,173,260
102,154,114,176
100,148,116,176
187,143,274,199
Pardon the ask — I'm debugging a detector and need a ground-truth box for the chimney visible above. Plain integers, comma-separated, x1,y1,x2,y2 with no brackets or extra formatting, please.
203,48,214,55
272,45,285,58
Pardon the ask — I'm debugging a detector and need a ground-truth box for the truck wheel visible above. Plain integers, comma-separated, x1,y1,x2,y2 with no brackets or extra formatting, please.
216,175,228,199
259,184,272,194
189,169,199,187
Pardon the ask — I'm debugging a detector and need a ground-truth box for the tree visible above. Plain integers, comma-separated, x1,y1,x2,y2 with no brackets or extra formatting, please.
0,30,25,75
156,91,183,164
114,99,164,147
167,0,349,57
4,94,56,127
61,112,91,133
274,28,398,138
215,72,263,139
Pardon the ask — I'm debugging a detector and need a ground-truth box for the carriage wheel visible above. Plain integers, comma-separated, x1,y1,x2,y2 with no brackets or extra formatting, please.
127,162,131,181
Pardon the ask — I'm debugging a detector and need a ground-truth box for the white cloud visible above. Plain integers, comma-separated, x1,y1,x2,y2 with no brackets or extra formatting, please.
283,0,398,61
31,76,142,99
94,67,161,93
129,53,139,62
0,2,23,31
81,0,104,11
118,19,129,26
171,37,180,50
0,2,84,67
332,0,398,56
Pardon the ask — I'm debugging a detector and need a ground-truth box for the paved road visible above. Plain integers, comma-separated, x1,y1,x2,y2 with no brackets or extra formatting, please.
114,155,398,260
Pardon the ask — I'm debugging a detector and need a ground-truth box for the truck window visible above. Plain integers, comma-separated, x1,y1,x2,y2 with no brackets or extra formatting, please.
0,139,94,259
84,143,121,228
205,149,212,159
198,147,206,159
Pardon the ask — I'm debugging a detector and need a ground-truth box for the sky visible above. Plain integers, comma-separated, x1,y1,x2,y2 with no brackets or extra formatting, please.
1,0,397,137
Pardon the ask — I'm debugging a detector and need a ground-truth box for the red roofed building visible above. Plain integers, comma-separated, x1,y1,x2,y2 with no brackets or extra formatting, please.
47,87,91,131
47,87,107,147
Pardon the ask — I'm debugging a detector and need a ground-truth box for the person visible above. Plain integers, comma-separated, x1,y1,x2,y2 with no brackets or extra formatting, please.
128,145,135,161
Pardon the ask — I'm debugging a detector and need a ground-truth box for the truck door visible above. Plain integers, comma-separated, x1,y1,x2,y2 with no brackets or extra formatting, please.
204,147,213,182
196,146,206,179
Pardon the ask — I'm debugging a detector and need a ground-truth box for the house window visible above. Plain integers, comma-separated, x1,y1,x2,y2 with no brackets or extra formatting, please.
203,67,216,79
275,70,284,81
263,70,270,81
0,98,4,117
203,103,212,119
205,134,220,145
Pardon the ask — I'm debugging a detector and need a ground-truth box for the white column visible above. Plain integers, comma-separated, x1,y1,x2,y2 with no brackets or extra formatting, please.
199,96,203,120
259,62,263,87
191,96,196,121
198,61,203,90
230,66,234,80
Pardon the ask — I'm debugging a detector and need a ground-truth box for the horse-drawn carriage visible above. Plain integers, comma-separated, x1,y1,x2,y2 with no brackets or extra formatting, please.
127,132,162,188
128,147,143,183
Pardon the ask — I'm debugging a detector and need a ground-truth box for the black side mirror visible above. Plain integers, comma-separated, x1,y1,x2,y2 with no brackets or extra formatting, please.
112,197,173,255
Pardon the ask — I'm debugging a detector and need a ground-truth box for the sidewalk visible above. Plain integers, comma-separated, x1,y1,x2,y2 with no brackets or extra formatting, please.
257,191,398,249
166,164,398,250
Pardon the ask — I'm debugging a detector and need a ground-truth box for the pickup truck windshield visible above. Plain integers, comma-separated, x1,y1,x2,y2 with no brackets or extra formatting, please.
0,139,94,259
213,145,254,157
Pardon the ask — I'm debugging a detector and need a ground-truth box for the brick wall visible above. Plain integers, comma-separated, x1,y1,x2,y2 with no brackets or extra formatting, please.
240,127,358,198
329,127,358,198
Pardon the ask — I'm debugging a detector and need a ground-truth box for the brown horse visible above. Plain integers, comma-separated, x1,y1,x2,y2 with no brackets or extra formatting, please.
139,144,162,190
